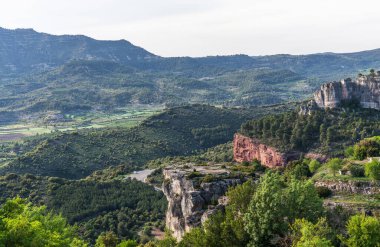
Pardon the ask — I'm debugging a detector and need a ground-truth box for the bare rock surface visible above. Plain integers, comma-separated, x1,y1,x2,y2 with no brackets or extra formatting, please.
314,73,380,110
233,133,298,167
162,164,243,240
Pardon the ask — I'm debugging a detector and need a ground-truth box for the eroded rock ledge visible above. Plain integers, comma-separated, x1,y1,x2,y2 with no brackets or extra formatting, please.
314,73,380,110
162,164,243,240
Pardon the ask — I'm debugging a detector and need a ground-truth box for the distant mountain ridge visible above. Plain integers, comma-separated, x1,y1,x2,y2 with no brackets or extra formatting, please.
0,27,157,75
1,27,380,119
1,27,380,79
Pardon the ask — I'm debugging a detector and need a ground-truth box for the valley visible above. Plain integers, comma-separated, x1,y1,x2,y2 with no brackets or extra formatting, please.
0,26,379,247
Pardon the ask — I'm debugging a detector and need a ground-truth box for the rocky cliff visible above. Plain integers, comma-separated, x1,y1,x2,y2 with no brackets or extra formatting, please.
233,133,295,168
162,164,242,240
314,73,380,110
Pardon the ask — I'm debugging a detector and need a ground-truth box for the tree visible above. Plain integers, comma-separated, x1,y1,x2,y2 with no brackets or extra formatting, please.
0,197,87,247
118,239,138,247
156,229,177,247
327,158,343,177
244,172,286,246
309,159,321,173
341,214,380,247
222,180,256,246
178,227,208,247
285,179,324,223
365,159,380,181
290,218,333,247
95,232,119,247
244,172,324,246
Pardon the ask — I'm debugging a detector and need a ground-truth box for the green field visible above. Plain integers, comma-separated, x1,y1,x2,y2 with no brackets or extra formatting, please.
0,106,163,143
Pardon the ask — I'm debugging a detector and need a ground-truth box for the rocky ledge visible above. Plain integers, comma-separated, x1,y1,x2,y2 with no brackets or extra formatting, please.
314,73,380,110
162,164,243,240
233,133,299,168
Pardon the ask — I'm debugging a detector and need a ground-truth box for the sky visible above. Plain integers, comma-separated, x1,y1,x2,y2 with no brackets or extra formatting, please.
1,0,380,57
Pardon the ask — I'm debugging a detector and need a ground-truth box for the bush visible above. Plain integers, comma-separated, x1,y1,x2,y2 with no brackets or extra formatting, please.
316,186,332,198
365,160,380,181
353,139,380,160
201,174,216,183
349,164,365,177
327,158,343,177
187,171,202,179
252,159,266,172
341,214,380,247
309,160,321,173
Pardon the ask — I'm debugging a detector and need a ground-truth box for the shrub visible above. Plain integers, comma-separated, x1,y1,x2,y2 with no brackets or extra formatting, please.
327,158,343,177
187,171,202,179
365,160,380,181
316,186,332,198
202,174,216,183
341,214,380,247
349,164,365,177
309,160,321,173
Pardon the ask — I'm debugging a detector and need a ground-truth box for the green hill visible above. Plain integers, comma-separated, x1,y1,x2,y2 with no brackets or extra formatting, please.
240,106,380,156
1,104,297,179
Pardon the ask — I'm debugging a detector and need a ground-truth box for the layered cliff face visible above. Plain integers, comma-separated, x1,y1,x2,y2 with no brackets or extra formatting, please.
162,164,242,240
233,133,291,168
314,74,380,110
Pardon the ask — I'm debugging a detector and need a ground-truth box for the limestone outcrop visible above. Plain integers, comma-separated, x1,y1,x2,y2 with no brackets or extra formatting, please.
314,73,380,110
162,164,242,240
233,133,296,168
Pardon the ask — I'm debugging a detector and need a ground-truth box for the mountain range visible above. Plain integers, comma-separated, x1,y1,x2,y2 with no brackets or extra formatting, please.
1,27,380,121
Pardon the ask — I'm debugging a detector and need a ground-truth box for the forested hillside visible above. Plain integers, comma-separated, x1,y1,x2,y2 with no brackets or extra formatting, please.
0,104,297,178
240,107,380,155
0,173,166,244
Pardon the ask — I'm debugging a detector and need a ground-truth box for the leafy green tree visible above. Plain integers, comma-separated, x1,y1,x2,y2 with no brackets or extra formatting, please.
178,227,208,247
341,214,380,247
222,180,256,246
244,172,324,246
95,231,119,247
365,159,380,181
327,158,343,177
156,229,177,247
309,159,321,173
0,197,87,247
285,179,324,223
117,239,138,247
244,172,286,246
290,218,333,247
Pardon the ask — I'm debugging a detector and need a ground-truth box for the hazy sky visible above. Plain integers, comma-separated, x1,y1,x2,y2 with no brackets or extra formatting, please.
1,0,380,57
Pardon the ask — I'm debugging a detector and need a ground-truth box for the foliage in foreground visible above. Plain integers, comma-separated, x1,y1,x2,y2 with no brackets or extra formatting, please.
0,197,87,246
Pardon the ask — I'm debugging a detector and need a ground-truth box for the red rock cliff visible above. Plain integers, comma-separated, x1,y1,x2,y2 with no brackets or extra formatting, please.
233,133,288,168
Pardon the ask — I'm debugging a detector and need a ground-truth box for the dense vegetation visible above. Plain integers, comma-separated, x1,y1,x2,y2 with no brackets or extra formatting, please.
1,104,296,178
149,169,380,247
0,174,167,244
1,61,311,119
0,197,87,246
241,107,380,155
